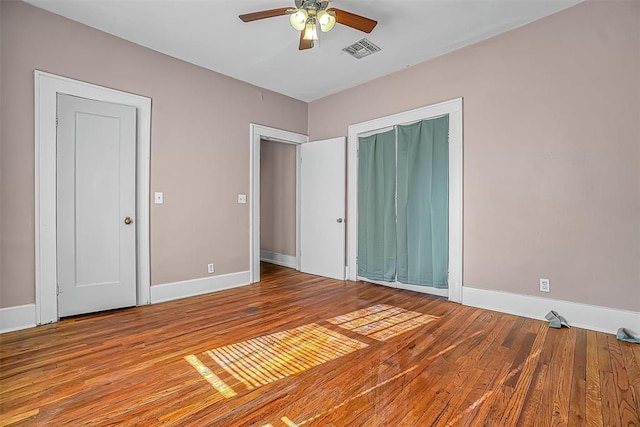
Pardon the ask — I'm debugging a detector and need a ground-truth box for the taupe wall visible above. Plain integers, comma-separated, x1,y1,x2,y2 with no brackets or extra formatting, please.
2,0,639,314
309,1,640,311
0,1,308,307
0,0,4,307
260,140,297,257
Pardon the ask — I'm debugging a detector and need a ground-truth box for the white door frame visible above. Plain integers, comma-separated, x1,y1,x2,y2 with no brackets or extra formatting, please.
249,124,308,283
34,70,152,324
347,98,464,303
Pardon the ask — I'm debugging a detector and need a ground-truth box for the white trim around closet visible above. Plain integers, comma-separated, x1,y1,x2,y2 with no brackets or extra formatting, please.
346,98,463,303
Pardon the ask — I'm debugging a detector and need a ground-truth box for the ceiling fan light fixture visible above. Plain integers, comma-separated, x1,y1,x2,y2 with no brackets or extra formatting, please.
303,18,318,41
240,2,378,50
289,9,308,31
317,10,336,32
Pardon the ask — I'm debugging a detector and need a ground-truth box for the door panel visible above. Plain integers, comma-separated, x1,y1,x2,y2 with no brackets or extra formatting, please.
300,137,346,280
57,94,137,317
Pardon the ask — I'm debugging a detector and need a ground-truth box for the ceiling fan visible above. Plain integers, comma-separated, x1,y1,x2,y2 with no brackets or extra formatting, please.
239,0,377,50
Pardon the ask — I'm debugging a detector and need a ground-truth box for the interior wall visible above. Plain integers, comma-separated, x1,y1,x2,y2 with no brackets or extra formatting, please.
0,0,4,307
309,1,640,312
0,0,308,308
260,140,297,258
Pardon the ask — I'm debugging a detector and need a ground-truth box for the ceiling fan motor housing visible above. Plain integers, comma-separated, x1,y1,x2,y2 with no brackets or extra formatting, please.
295,0,330,11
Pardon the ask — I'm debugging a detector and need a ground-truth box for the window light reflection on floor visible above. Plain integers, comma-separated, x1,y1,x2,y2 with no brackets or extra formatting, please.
327,304,439,341
184,355,236,398
208,323,367,389
184,304,437,398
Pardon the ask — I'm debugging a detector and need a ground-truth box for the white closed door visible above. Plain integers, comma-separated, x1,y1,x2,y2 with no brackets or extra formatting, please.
300,137,346,280
57,94,137,317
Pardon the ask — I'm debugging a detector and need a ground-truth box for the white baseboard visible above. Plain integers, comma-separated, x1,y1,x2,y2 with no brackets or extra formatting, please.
358,276,448,298
0,304,37,334
150,271,251,304
397,283,449,298
462,287,640,335
260,250,297,269
5,281,636,336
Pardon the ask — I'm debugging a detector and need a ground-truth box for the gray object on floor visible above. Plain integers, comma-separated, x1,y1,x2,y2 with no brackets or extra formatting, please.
545,310,570,328
616,328,640,343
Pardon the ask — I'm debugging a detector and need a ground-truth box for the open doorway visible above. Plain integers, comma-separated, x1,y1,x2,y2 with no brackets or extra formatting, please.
249,125,308,283
260,139,297,269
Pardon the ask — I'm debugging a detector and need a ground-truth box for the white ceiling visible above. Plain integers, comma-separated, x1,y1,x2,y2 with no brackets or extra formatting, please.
25,0,581,102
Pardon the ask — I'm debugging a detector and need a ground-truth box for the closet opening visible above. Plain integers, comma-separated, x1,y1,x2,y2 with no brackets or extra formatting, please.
346,98,463,303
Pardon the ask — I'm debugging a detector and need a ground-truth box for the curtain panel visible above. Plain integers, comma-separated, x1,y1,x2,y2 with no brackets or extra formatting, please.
397,117,449,288
357,129,397,282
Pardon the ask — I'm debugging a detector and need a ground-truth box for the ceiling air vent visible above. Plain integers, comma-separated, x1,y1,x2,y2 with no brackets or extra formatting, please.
343,38,381,59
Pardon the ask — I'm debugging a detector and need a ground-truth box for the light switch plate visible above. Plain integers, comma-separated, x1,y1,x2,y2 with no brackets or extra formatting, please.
154,192,164,204
237,194,247,204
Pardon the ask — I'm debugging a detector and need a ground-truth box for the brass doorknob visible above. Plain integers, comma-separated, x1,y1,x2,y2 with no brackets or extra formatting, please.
124,216,132,225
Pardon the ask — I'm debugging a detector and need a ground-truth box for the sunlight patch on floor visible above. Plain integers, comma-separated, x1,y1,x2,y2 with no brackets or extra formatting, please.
185,322,368,397
281,416,298,426
183,355,236,398
208,323,367,389
184,305,434,399
327,304,438,341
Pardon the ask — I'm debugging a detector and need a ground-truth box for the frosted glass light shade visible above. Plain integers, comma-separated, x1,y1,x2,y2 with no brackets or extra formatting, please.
317,10,336,32
303,20,318,40
289,9,308,31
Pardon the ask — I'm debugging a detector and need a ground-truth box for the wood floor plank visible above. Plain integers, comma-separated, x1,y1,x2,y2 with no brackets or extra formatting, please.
568,327,587,426
516,325,565,426
0,263,637,426
517,362,550,426
606,335,640,424
621,341,640,388
551,326,577,426
499,322,548,426
597,332,620,426
620,340,640,420
585,330,605,427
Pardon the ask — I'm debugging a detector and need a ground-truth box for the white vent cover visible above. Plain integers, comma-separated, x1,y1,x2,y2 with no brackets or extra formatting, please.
342,38,381,59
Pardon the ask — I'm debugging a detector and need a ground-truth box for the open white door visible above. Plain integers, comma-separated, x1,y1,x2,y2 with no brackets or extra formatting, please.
300,137,346,280
57,94,137,317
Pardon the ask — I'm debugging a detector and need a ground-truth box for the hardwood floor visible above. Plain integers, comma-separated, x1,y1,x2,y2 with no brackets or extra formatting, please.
1,263,639,426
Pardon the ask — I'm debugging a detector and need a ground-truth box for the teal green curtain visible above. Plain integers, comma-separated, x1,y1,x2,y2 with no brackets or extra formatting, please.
357,129,397,282
396,116,449,288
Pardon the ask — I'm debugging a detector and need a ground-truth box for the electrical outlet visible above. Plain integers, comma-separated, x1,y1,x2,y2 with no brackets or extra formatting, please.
207,263,215,274
540,278,550,292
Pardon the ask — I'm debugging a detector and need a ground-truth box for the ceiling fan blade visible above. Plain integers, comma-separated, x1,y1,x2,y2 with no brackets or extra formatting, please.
299,30,314,50
239,8,290,22
332,8,377,33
